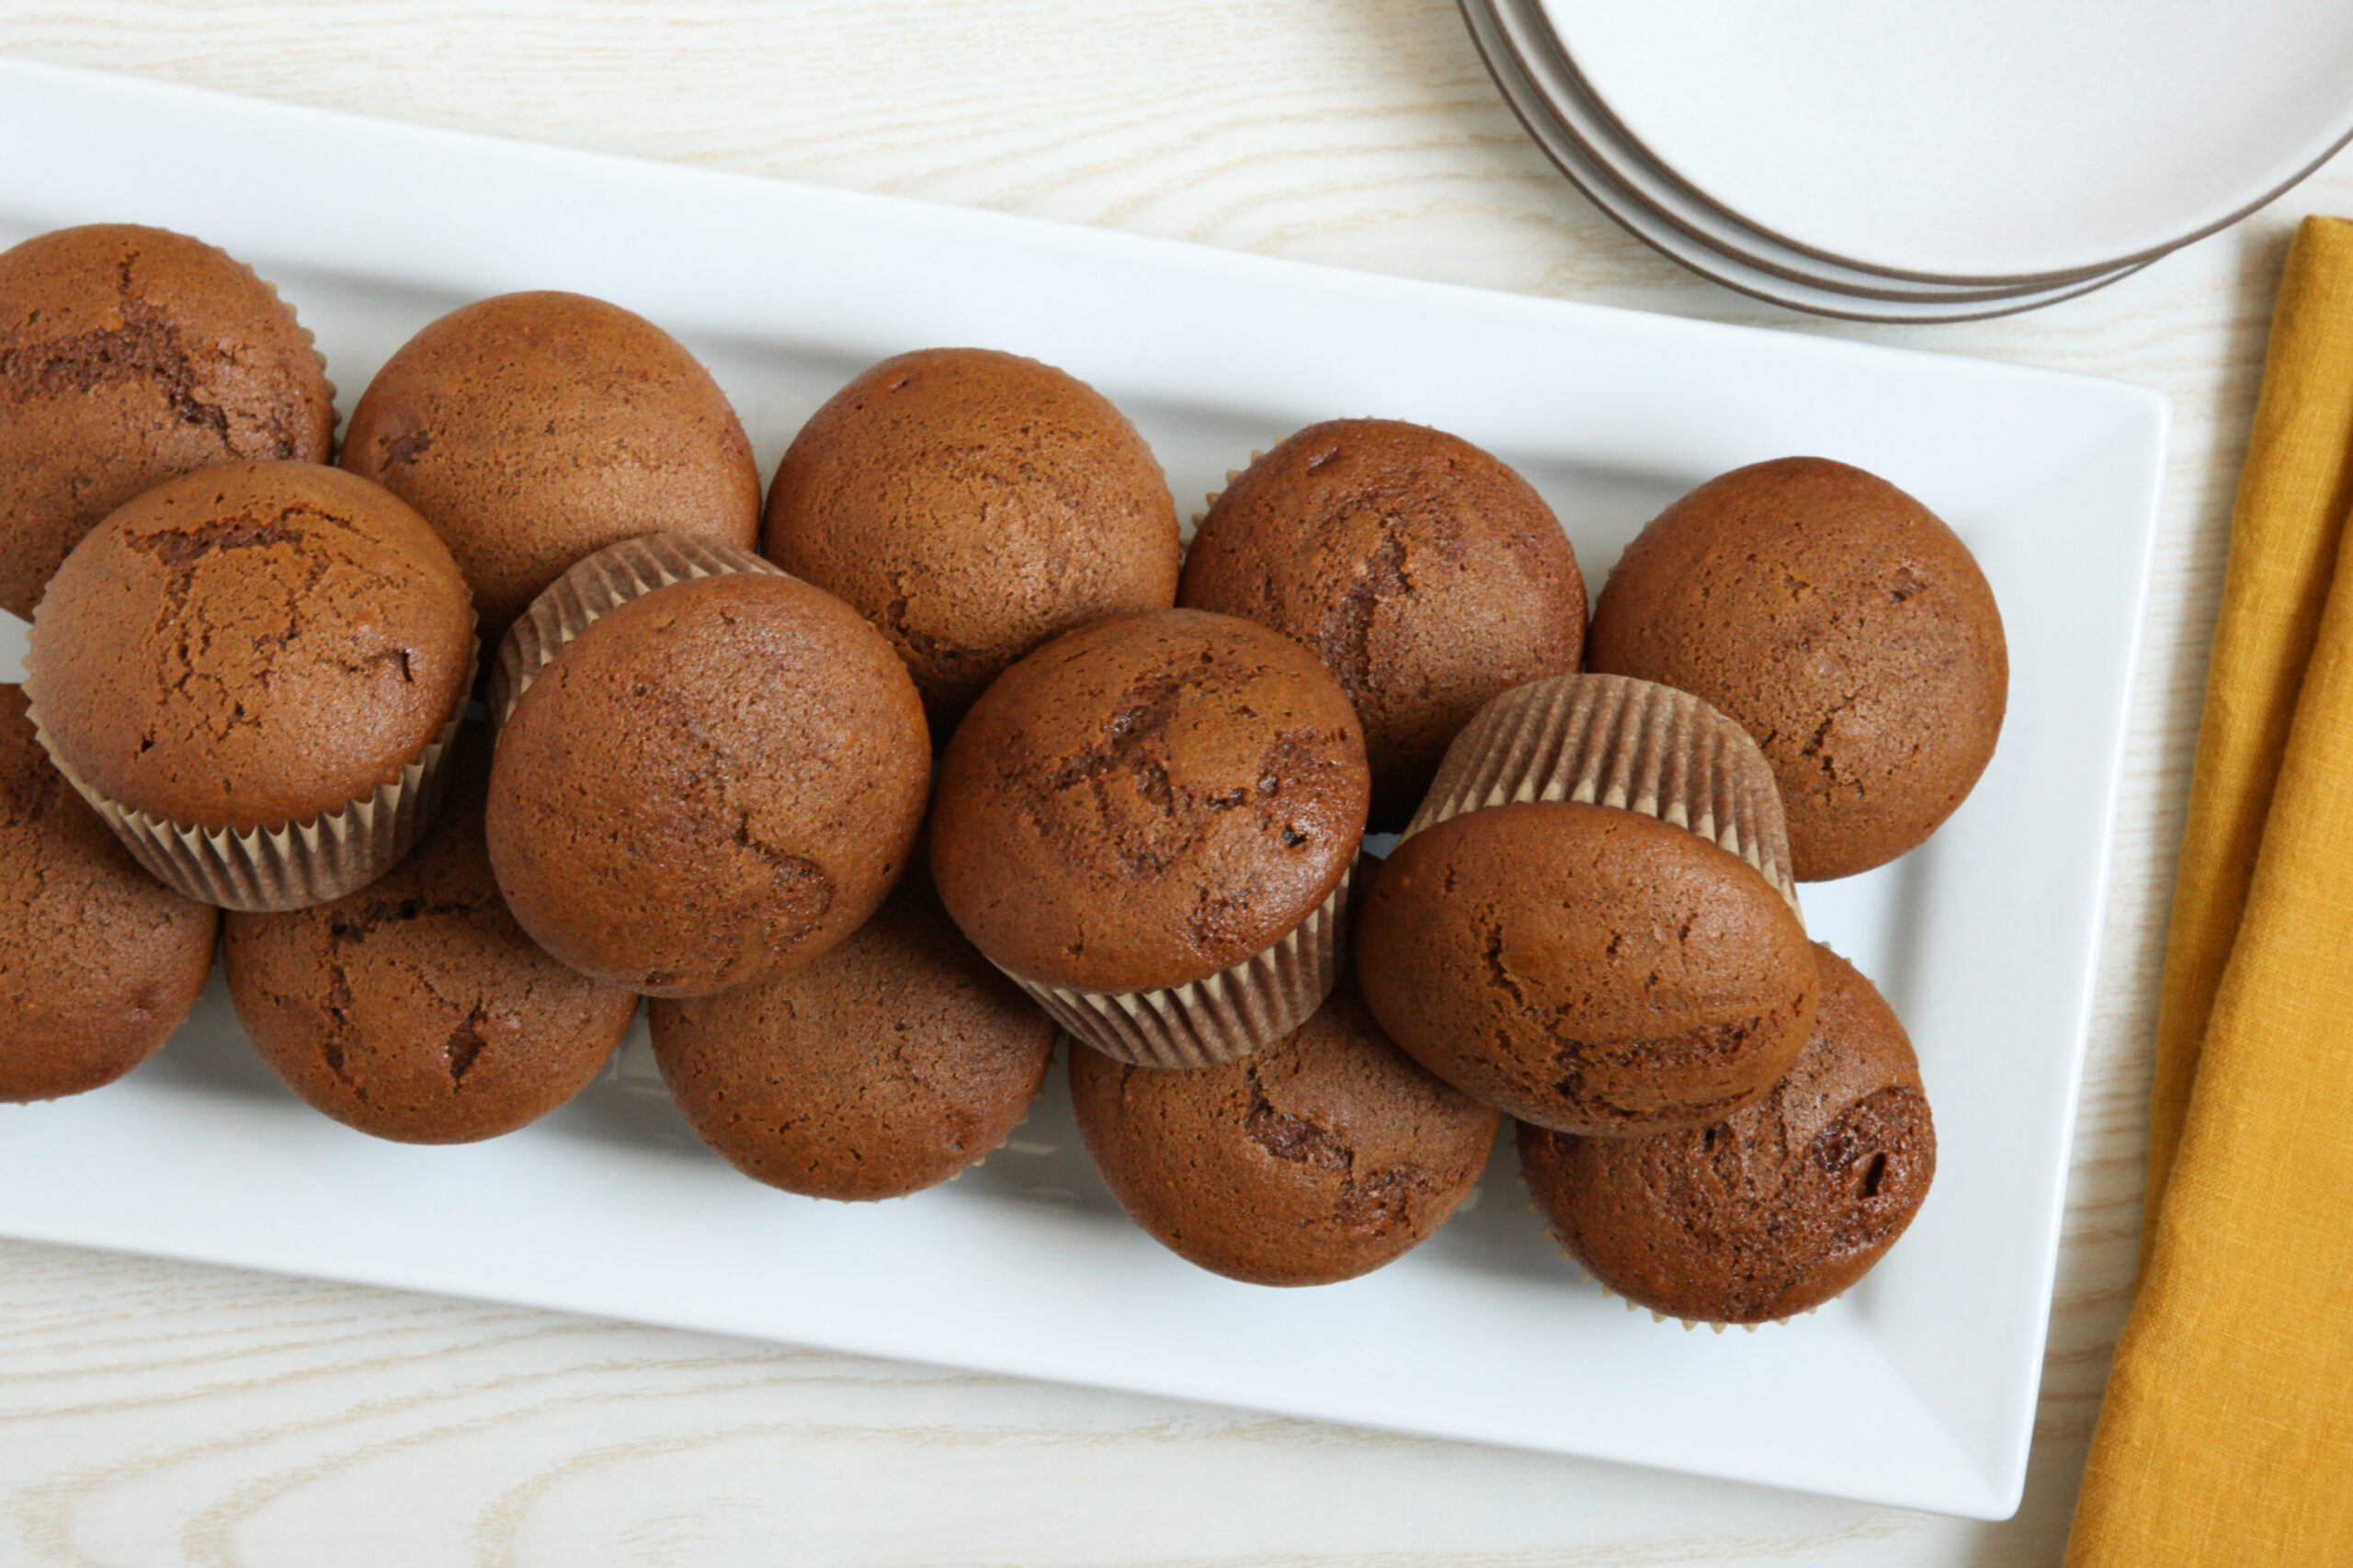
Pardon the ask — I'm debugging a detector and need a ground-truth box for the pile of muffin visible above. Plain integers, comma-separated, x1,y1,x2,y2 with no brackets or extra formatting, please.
0,223,2005,1327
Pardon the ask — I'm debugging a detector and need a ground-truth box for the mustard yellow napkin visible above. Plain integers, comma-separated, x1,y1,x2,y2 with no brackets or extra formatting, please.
2067,215,2353,1567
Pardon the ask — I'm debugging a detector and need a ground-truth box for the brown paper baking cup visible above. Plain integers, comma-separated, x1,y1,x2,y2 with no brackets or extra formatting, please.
26,638,476,913
1011,864,1352,1069
1404,673,1798,909
490,534,788,726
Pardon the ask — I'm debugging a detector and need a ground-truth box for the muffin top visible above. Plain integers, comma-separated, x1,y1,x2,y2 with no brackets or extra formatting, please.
930,608,1369,994
222,733,638,1144
1068,978,1497,1287
1586,457,2006,881
0,687,219,1103
486,571,930,997
1519,944,1937,1324
25,461,475,831
0,223,335,618
649,862,1056,1201
340,290,760,640
764,347,1180,726
1178,418,1586,825
1356,801,1816,1136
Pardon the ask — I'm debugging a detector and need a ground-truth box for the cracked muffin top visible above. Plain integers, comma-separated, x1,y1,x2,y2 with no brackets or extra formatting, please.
1178,418,1586,827
1068,977,1497,1286
222,732,637,1143
763,347,1180,730
0,223,335,619
929,608,1370,994
649,858,1055,1201
485,571,930,998
1355,801,1816,1137
1586,457,2006,881
1519,944,1936,1323
340,291,760,643
0,686,218,1103
24,461,474,832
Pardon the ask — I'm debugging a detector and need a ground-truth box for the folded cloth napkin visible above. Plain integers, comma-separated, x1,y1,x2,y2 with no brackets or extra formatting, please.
2067,215,2353,1567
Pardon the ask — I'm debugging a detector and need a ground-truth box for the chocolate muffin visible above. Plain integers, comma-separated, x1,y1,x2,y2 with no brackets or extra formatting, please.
1519,945,1937,1324
1069,979,1498,1286
1586,457,2007,881
1178,419,1586,825
486,570,929,997
25,462,475,905
649,863,1055,1200
0,223,335,619
0,687,217,1102
929,608,1369,1064
1356,801,1815,1136
341,290,760,641
764,347,1181,726
222,733,637,1143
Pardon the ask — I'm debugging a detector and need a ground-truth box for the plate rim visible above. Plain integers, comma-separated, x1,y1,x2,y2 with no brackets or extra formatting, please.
1461,0,2150,322
1537,0,2353,285
1502,0,2120,302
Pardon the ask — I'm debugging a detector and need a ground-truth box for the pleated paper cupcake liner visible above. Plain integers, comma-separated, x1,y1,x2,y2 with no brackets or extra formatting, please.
1404,671,1799,910
26,637,476,913
490,533,788,726
1011,864,1352,1069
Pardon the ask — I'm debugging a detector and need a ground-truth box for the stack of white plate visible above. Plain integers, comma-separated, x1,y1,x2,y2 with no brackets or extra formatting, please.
1463,0,2353,322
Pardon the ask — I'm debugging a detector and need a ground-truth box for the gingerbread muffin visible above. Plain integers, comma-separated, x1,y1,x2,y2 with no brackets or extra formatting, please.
1520,945,1937,1324
341,290,760,642
222,733,637,1143
486,565,929,997
1069,979,1498,1286
1357,801,1815,1136
24,461,475,908
1586,457,2007,880
764,347,1180,727
1178,419,1586,825
0,223,335,619
929,608,1370,1065
0,687,217,1102
649,862,1055,1200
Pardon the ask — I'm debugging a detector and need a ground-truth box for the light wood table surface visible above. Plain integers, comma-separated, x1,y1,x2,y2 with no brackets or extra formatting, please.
2,4,2345,1564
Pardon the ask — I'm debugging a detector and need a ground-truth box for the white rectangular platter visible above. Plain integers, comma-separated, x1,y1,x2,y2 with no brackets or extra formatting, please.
0,60,2165,1519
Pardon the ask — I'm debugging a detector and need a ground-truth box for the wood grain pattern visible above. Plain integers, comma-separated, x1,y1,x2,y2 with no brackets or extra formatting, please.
0,1,2345,1562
